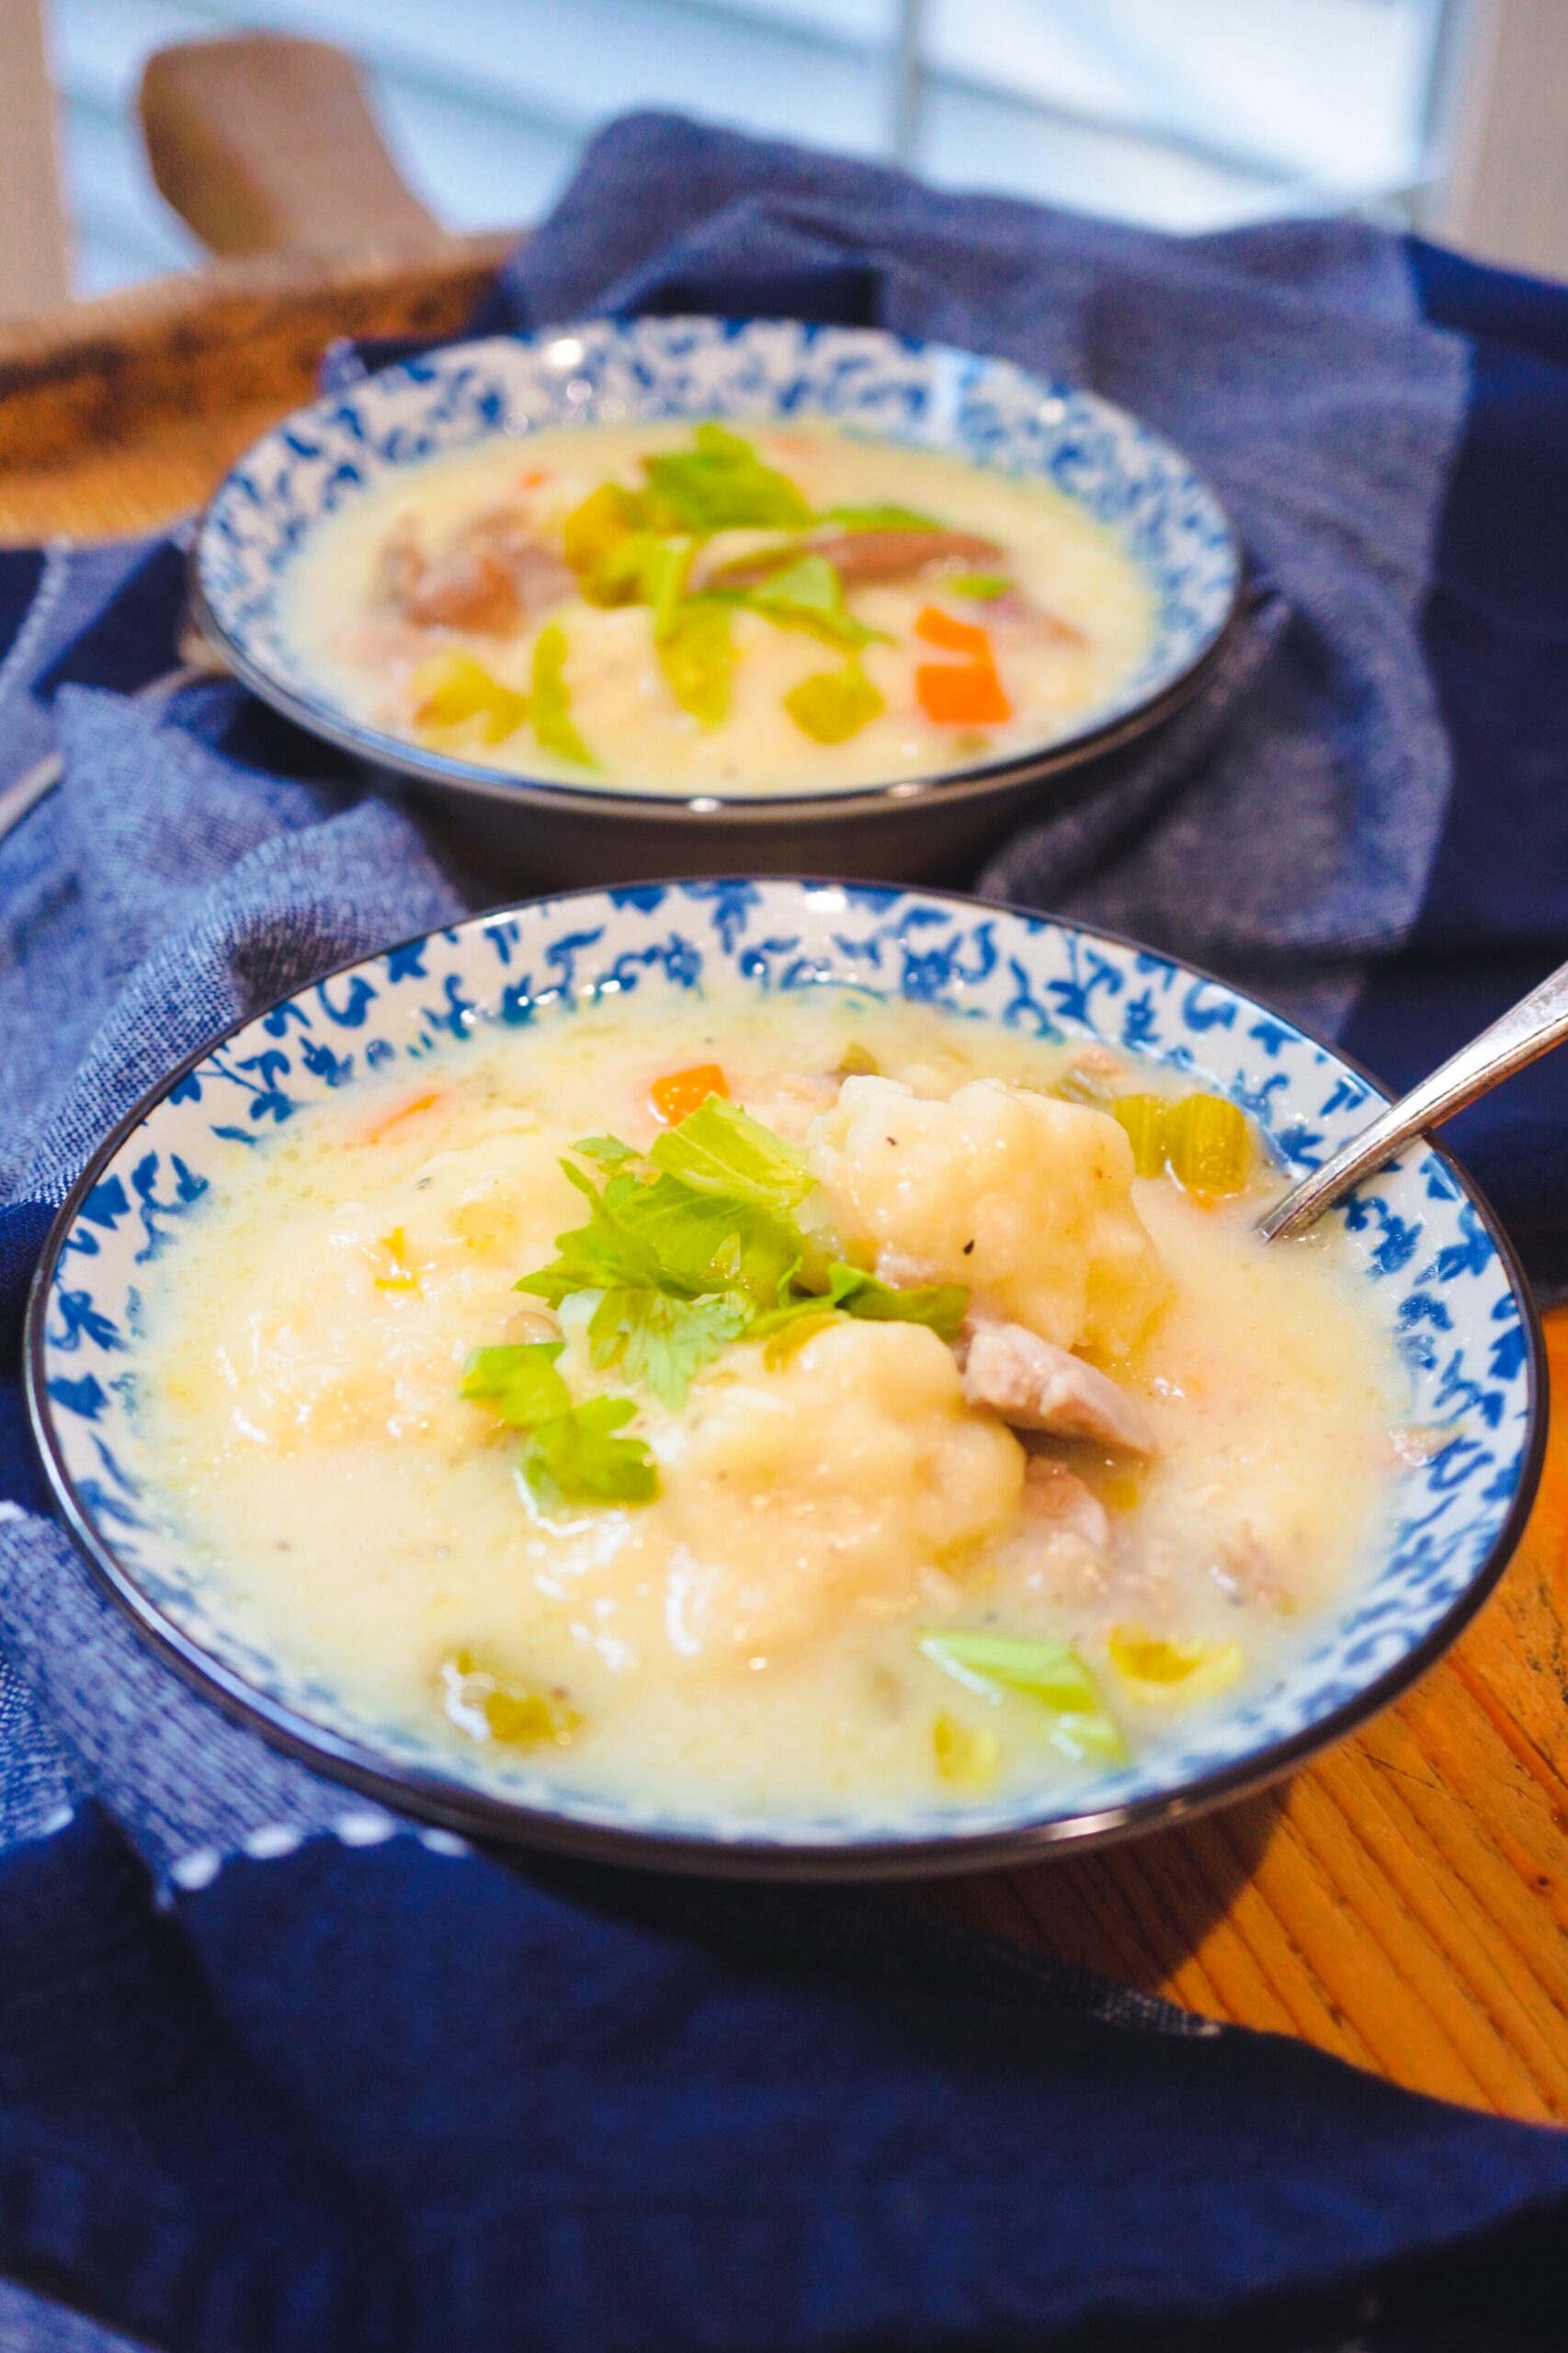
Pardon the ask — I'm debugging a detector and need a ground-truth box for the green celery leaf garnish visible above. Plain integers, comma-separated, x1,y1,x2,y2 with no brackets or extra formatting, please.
949,573,1012,601
752,1260,968,1345
518,1160,799,1317
517,1161,665,1306
642,423,812,534
648,1094,813,1212
573,1133,642,1170
588,1286,751,1410
822,503,943,531
460,1340,571,1427
613,1172,801,1305
919,1633,1128,1762
739,552,877,650
531,624,597,767
521,1394,659,1511
656,595,733,728
784,659,884,745
515,1100,818,1401
830,1262,968,1336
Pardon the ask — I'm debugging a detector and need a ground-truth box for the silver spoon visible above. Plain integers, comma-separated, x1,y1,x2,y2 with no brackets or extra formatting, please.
1258,955,1568,1242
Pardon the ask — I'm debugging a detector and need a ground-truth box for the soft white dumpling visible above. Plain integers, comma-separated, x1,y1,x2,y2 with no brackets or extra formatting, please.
653,1319,1024,1663
808,1074,1165,1358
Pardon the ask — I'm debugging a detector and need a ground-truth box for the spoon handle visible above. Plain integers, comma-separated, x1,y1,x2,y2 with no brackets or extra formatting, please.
1257,954,1568,1243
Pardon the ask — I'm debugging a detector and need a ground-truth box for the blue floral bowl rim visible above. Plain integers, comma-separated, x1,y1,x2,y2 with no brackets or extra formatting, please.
187,319,1246,824
24,880,1548,1882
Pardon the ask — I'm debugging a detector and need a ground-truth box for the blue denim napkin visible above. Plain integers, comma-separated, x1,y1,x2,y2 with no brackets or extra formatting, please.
4,112,1568,2353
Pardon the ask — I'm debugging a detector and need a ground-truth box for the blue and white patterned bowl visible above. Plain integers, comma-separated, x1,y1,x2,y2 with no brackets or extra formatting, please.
26,882,1542,1878
189,319,1243,887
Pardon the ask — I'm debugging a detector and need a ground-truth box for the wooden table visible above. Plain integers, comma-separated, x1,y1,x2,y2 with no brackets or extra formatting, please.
6,30,1563,2134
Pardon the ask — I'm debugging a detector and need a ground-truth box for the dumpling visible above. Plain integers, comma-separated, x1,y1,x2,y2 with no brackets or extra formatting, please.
184,1130,582,1452
653,1318,1024,1663
808,1074,1165,1359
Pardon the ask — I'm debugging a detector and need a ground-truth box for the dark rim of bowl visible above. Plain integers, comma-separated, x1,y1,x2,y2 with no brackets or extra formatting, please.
25,881,1549,1882
186,324,1246,822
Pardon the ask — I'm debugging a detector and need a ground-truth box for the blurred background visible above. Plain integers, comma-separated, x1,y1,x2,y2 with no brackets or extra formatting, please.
4,0,1565,318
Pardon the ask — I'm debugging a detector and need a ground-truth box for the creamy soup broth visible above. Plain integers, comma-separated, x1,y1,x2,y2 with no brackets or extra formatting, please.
284,420,1154,797
135,991,1402,1825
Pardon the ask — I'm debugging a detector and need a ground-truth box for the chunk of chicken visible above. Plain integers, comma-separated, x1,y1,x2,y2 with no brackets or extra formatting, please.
962,1321,1158,1456
1209,1523,1293,1612
809,1075,1165,1358
379,509,574,634
1021,1454,1112,1550
994,1456,1114,1605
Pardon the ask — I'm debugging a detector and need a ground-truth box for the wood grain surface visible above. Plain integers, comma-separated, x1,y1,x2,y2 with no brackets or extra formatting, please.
3,325,1564,2131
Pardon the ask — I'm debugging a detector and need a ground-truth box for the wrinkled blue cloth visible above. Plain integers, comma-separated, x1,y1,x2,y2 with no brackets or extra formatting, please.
4,111,1568,2353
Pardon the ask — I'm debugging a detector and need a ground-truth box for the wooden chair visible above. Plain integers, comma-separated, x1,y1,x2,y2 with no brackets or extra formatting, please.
0,0,70,323
0,33,514,542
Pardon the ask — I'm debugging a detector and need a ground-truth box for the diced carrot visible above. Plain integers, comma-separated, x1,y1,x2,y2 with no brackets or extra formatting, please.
915,661,1013,725
915,606,992,659
519,468,550,488
649,1063,728,1125
362,1091,441,1145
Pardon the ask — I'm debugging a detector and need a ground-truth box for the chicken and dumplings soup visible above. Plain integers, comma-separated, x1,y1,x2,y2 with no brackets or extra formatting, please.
135,987,1407,1827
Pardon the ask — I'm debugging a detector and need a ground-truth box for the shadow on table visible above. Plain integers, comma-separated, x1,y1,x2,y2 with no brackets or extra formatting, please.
916,1782,1287,2004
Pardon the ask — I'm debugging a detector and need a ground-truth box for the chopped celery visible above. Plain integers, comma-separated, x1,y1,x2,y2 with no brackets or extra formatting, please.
579,529,660,608
657,596,733,727
1110,1094,1168,1177
530,624,596,767
933,1711,1001,1790
920,1631,1127,1762
578,529,693,623
822,502,942,530
1164,1092,1252,1197
949,574,1012,601
743,554,877,650
649,539,696,641
835,1042,880,1077
562,481,646,574
411,652,528,745
784,659,884,745
441,1648,581,1749
1108,1625,1243,1709
642,423,812,533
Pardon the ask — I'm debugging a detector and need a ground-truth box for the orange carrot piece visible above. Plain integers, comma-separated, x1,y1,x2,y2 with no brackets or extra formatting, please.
362,1090,441,1144
915,661,1013,725
649,1063,729,1125
915,606,992,658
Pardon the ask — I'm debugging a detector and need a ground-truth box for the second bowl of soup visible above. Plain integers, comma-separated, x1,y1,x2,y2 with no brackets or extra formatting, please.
192,319,1242,883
